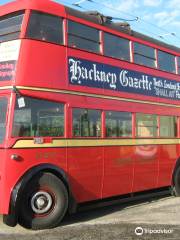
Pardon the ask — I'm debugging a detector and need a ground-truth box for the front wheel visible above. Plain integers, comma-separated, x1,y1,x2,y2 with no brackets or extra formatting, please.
18,172,68,230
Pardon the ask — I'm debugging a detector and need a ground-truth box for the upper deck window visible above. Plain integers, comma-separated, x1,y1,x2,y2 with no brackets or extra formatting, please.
104,33,130,61
0,11,24,43
158,50,176,73
134,42,156,68
68,21,100,53
26,11,63,44
178,57,180,75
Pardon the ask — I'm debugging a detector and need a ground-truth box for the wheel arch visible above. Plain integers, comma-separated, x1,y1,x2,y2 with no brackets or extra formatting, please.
3,163,77,227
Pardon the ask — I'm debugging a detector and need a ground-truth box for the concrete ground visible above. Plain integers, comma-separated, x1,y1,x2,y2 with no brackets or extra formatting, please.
1,194,180,240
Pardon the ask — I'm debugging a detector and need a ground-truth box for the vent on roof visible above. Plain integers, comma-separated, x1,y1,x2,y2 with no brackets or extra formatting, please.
84,11,111,24
113,22,131,30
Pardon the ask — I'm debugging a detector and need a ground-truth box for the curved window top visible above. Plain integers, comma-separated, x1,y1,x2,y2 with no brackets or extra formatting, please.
0,11,24,43
26,11,63,45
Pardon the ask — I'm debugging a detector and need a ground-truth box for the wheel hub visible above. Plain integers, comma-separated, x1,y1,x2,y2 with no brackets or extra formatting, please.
31,191,53,214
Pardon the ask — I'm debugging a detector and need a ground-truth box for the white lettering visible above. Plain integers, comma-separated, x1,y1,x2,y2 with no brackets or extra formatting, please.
69,58,82,84
119,70,152,90
69,58,117,89
69,58,179,101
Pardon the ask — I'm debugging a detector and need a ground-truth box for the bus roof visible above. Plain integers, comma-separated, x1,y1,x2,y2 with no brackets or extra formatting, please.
0,0,66,18
65,6,180,53
0,0,180,53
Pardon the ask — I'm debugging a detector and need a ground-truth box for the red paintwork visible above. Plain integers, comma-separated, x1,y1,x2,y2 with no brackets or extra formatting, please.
0,0,179,215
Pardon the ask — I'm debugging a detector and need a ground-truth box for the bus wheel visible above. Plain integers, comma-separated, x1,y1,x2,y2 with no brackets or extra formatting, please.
18,172,68,230
173,166,180,196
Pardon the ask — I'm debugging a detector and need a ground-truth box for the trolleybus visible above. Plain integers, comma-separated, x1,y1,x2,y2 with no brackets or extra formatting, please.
0,0,180,229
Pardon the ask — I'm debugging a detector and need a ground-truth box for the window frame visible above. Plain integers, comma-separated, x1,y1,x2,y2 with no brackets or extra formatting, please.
12,96,65,138
104,32,130,62
26,10,64,45
157,50,176,74
159,115,178,138
0,10,25,43
105,110,132,138
177,56,180,75
133,42,156,68
67,20,101,54
136,113,158,138
72,107,102,138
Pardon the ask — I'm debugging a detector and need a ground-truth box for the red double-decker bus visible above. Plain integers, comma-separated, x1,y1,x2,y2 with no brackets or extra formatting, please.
0,0,180,230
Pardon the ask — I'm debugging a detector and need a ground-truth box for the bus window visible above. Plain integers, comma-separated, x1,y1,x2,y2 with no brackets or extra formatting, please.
158,50,176,73
134,42,156,68
178,57,180,75
104,33,130,61
0,11,24,43
136,113,157,137
106,111,132,137
73,108,101,137
12,97,64,137
26,11,63,44
68,21,100,53
0,97,8,143
160,116,177,137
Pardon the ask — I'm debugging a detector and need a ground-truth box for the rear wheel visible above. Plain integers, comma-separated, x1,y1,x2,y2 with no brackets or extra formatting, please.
18,172,68,230
172,166,180,196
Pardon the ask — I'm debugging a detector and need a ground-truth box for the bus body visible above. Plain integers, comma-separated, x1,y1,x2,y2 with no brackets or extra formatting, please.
0,0,180,229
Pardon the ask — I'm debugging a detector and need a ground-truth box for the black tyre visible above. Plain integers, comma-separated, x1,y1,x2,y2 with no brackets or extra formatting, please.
18,172,68,230
173,166,180,196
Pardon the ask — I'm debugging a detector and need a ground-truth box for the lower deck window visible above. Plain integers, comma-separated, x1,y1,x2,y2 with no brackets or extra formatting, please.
106,111,132,137
160,116,177,137
73,108,101,137
12,96,64,137
136,113,157,137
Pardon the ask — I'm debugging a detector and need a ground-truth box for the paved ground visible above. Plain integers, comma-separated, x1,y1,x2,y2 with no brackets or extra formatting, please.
1,194,180,240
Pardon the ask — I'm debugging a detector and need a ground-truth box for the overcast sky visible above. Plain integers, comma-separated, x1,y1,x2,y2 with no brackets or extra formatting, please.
1,0,180,48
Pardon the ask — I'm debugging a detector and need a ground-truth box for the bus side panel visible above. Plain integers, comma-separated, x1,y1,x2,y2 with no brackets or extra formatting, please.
16,40,67,90
67,147,103,202
132,145,159,192
1,147,67,214
157,144,178,187
102,146,134,198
